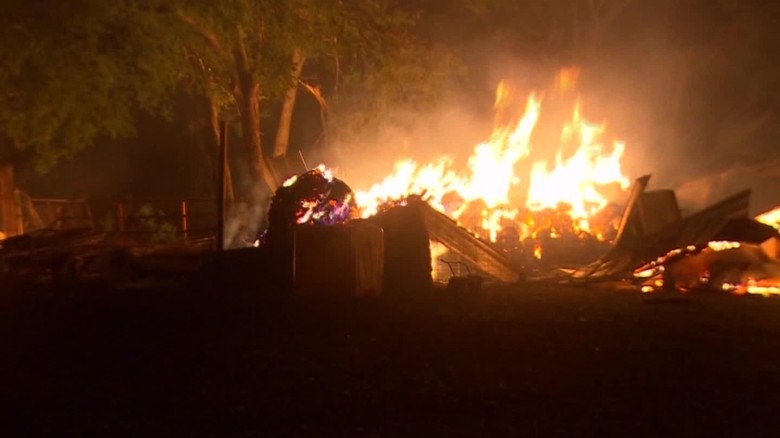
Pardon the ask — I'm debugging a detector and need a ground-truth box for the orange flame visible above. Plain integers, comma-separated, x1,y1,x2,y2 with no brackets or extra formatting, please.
353,69,629,244
526,102,629,222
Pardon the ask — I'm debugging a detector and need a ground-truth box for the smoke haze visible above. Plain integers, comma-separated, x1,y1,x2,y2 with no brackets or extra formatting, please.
327,0,779,213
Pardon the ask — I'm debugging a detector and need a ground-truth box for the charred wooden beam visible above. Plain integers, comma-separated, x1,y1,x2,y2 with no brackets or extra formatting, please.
417,201,519,283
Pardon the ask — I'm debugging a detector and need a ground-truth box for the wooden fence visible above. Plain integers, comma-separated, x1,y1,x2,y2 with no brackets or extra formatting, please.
0,164,226,242
2,195,220,243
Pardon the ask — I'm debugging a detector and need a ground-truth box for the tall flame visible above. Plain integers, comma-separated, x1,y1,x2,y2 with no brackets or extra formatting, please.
353,69,630,244
526,102,629,221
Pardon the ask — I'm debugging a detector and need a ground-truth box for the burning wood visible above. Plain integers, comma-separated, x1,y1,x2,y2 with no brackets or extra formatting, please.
352,69,630,248
260,68,780,296
592,185,780,295
632,237,780,295
263,165,357,247
756,207,780,231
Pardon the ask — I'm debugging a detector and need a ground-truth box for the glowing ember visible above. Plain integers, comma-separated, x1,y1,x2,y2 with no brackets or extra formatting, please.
707,241,741,251
746,279,780,297
533,244,543,260
724,280,780,297
352,68,630,246
756,207,780,230
635,266,659,278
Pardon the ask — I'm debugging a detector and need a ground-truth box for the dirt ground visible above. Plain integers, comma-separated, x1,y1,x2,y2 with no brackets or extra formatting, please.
2,279,780,437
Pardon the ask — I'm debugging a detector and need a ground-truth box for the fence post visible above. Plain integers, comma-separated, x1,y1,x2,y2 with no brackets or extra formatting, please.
217,121,228,250
181,200,189,240
0,165,20,237
14,190,24,235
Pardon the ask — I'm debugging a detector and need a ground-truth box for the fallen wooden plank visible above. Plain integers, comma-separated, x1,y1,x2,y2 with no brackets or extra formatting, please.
418,201,519,283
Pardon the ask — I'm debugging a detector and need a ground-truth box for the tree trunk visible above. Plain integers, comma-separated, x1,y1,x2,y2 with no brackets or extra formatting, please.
234,50,278,193
0,165,20,237
273,48,306,158
241,84,277,192
206,96,235,202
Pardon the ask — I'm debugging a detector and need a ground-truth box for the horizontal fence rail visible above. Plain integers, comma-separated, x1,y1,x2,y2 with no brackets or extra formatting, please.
12,198,227,244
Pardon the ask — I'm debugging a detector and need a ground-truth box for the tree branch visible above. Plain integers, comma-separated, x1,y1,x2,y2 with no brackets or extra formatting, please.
176,10,232,63
332,37,340,99
300,80,328,128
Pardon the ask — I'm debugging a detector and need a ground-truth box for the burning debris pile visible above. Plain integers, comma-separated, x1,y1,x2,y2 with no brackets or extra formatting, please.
3,67,778,297
273,161,779,296
262,166,357,246
632,239,780,296
342,68,631,280
628,216,780,296
353,69,629,250
262,170,519,295
572,179,780,296
270,68,780,296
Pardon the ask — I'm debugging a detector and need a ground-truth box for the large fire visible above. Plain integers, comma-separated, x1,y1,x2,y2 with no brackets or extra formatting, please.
352,69,630,245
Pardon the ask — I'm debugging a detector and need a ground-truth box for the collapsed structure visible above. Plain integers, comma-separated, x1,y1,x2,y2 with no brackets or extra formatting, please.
1,165,778,297
573,176,780,295
260,165,779,297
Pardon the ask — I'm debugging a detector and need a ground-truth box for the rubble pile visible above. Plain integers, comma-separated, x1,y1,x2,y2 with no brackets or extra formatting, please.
2,166,779,297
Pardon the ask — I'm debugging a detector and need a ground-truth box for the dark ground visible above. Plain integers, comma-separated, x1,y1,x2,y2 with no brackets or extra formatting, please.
2,278,780,437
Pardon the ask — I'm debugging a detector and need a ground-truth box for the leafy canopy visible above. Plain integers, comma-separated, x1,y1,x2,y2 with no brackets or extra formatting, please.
0,0,460,173
0,0,183,172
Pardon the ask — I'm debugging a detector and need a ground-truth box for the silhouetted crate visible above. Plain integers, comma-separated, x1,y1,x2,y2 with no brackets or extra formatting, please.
293,223,383,297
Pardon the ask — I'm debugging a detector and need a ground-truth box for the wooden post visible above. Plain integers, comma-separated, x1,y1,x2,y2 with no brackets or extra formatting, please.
613,175,651,245
181,200,189,240
0,165,20,237
216,121,228,250
15,190,24,235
